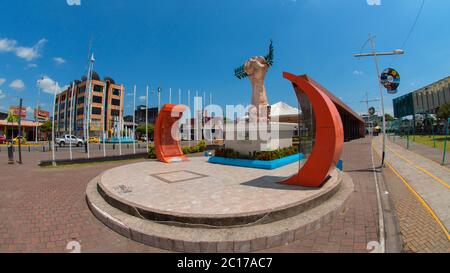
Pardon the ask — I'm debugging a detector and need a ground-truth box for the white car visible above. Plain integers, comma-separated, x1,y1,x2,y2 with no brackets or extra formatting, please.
55,135,85,147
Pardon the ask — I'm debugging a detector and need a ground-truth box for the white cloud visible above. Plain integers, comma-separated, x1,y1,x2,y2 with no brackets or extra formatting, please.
10,79,25,90
27,63,38,68
67,0,81,6
37,76,68,95
139,96,147,102
0,38,16,52
53,57,66,65
353,70,364,76
0,78,5,86
0,90,6,100
0,38,47,61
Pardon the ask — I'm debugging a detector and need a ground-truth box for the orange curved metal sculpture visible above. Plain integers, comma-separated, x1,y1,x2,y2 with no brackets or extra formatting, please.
154,104,188,163
282,72,344,187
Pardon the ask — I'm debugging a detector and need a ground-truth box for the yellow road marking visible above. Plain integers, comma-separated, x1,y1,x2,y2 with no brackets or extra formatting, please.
415,166,450,189
385,145,413,164
390,137,450,173
385,161,450,240
384,144,450,189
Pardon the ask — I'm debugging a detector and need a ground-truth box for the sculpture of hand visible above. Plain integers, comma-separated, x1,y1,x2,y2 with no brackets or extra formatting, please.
244,56,269,108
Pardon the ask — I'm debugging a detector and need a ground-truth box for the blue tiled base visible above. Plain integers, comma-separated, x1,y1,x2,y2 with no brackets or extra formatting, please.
208,153,304,170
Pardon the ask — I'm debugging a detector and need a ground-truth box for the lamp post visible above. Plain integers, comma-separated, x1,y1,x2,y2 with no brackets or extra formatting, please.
35,78,43,143
354,33,404,167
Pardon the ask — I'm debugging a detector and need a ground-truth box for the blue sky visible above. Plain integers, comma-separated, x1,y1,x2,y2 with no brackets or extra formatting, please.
1,0,449,118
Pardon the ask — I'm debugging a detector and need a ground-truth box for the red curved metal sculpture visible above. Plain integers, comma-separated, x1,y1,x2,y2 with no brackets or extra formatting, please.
282,72,344,187
154,104,188,163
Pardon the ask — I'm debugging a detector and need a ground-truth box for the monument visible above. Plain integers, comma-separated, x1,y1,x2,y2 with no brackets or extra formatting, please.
224,41,296,155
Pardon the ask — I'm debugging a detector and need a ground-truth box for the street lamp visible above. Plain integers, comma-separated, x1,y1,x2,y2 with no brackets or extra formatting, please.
354,33,404,167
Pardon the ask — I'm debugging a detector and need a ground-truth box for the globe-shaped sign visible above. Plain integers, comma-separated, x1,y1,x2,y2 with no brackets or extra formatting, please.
380,68,400,94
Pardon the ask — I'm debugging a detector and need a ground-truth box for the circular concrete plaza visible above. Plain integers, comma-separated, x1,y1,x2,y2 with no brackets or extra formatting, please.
95,157,343,227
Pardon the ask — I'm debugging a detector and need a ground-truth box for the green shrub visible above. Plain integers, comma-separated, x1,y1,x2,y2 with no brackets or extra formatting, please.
214,146,299,161
182,146,191,155
148,145,156,159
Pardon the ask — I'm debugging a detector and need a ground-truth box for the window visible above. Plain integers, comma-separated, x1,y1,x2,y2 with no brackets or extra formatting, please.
77,97,84,104
94,85,103,92
93,96,103,104
77,108,84,115
111,109,120,117
112,99,121,106
92,107,102,115
112,88,121,96
78,87,85,94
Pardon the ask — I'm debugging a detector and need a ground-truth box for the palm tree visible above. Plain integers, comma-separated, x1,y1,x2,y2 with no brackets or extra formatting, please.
6,111,19,141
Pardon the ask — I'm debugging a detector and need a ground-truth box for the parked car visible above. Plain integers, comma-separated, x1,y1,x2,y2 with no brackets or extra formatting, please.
89,136,100,143
55,135,84,147
0,135,6,144
13,136,27,145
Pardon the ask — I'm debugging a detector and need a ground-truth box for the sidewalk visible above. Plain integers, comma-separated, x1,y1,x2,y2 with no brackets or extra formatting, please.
0,138,382,253
389,135,449,167
373,136,450,252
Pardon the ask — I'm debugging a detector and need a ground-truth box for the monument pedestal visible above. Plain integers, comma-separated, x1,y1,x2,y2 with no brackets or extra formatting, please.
224,122,296,155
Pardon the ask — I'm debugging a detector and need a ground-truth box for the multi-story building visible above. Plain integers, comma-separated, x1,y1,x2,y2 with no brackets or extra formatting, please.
134,105,159,125
393,76,450,118
54,75,125,138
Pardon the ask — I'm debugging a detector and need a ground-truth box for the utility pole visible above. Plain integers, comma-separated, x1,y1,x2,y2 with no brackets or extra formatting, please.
360,92,380,136
354,33,404,167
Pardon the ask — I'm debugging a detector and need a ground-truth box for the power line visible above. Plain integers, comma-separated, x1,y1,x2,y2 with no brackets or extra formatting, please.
389,0,427,66
400,0,427,50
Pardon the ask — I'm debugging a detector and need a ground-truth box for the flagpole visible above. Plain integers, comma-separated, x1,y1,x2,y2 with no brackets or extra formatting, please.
188,89,191,147
178,88,181,105
146,85,149,153
85,53,95,159
51,83,58,166
69,82,75,160
133,85,136,155
102,84,107,157
169,88,172,104
71,81,77,155
119,84,123,156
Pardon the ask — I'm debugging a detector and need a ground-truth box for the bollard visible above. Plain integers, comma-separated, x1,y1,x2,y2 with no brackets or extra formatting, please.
113,143,115,150
7,142,14,164
407,134,410,150
442,118,449,166
28,146,31,152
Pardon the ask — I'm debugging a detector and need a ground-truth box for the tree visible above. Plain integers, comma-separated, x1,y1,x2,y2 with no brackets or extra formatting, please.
384,113,395,122
40,120,53,141
437,103,450,121
6,111,19,139
135,124,154,140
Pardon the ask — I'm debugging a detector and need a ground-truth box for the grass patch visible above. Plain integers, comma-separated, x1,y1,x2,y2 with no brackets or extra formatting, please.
401,135,450,151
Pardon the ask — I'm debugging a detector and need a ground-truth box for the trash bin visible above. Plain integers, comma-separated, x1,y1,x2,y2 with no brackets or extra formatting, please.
7,142,14,164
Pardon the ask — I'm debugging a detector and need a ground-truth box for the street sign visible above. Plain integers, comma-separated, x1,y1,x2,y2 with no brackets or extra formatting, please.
34,109,50,121
381,68,400,94
9,106,27,119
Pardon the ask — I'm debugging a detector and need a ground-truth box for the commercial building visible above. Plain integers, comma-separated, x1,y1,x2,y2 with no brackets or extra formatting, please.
54,74,125,138
134,105,159,125
393,76,450,118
